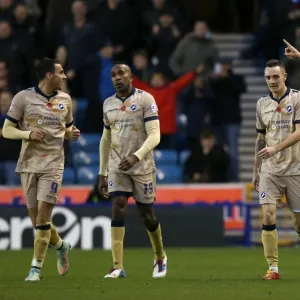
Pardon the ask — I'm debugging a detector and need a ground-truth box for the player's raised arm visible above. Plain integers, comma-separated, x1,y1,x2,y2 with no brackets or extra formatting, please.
283,39,300,59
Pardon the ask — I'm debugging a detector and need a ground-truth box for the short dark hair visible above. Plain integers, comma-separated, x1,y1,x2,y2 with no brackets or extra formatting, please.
133,50,148,58
265,59,286,71
200,129,215,139
36,58,60,81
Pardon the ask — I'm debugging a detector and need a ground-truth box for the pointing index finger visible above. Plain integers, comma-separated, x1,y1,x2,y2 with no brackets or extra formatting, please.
283,39,292,47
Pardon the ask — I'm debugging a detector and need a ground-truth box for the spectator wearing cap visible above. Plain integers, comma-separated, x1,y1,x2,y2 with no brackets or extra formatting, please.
210,57,246,182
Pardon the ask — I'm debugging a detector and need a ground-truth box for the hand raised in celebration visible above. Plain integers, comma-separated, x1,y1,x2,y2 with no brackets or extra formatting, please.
283,39,300,59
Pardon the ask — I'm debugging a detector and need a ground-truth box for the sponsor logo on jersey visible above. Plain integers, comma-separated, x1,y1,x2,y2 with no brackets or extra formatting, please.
265,109,275,114
36,118,43,125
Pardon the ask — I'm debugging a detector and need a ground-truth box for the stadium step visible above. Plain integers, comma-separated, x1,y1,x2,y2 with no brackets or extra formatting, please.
214,33,265,184
245,76,264,85
212,33,254,42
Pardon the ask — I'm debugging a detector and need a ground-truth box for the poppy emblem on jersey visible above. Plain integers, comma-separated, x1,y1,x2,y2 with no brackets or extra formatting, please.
37,118,43,125
121,105,126,111
286,104,293,113
108,181,114,187
261,192,267,199
276,106,281,113
130,104,137,111
150,103,157,113
57,103,64,110
47,103,53,109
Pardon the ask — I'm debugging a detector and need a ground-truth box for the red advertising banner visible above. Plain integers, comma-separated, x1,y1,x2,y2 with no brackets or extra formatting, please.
0,184,246,231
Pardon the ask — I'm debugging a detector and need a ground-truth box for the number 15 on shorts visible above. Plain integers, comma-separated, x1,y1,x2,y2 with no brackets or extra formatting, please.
144,182,153,195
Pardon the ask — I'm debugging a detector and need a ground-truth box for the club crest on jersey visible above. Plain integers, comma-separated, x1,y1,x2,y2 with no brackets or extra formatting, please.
57,103,65,110
150,103,157,113
130,104,138,111
108,180,114,187
286,104,293,113
261,191,267,199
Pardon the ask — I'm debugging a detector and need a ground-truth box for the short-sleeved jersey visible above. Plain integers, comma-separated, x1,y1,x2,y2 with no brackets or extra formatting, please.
103,87,159,175
256,88,300,176
6,86,73,174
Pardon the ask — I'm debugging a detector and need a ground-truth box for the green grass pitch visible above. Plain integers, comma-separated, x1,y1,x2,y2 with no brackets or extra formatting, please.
0,248,300,300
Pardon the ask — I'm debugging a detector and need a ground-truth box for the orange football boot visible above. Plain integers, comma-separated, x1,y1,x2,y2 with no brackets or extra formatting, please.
262,270,280,280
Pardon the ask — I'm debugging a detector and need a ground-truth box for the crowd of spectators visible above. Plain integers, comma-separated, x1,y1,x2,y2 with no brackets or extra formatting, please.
2,0,298,186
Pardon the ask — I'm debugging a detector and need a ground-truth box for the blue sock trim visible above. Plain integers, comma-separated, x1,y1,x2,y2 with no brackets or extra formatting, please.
111,220,125,227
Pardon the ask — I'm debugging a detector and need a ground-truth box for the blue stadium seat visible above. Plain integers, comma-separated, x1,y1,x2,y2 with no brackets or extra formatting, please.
77,166,99,184
179,150,191,166
63,167,76,184
154,150,177,165
72,133,101,152
74,98,88,129
74,151,99,166
156,165,182,183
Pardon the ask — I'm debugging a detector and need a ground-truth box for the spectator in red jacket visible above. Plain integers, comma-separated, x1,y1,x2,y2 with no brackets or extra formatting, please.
132,64,204,148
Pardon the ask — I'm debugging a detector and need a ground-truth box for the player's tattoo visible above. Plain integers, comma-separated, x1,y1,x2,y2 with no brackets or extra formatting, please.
256,134,266,153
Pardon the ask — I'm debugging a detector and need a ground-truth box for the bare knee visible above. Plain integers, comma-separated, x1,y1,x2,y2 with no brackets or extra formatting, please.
262,204,276,225
137,203,157,230
36,201,54,225
112,197,128,221
292,217,300,233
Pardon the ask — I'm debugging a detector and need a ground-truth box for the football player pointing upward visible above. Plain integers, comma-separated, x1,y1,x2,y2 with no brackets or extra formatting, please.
253,50,300,279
